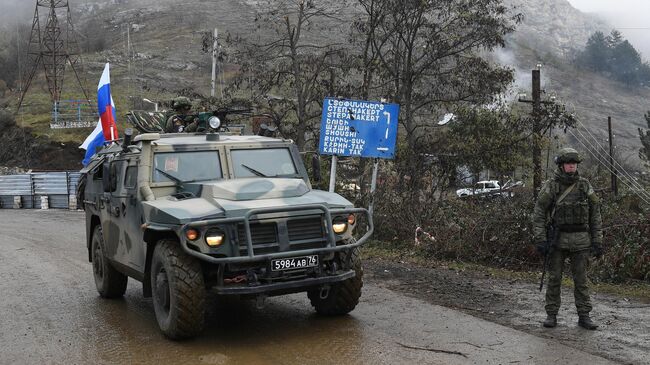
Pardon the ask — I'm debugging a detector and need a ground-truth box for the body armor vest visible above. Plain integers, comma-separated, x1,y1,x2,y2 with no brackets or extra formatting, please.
552,180,590,231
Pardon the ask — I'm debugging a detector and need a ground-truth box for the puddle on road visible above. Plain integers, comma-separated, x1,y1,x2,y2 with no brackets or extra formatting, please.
86,287,373,365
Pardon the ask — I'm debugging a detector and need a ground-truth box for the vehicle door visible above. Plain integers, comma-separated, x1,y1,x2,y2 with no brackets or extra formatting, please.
474,182,485,195
101,158,142,271
121,163,146,271
485,182,497,195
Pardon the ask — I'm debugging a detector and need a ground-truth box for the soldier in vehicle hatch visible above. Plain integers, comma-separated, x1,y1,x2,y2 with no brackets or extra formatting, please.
533,147,603,330
164,96,198,133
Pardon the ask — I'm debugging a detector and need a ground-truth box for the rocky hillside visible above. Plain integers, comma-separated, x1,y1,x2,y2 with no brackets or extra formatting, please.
2,0,649,170
501,0,649,168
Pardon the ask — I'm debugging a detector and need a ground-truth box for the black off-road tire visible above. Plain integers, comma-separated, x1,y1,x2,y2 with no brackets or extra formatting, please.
151,239,206,340
91,226,128,298
308,248,363,315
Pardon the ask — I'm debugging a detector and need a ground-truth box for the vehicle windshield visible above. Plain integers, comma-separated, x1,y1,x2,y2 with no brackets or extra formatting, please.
152,151,222,183
231,148,298,178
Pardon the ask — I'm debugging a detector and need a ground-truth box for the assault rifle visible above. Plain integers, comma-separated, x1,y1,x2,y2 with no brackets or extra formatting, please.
539,222,559,292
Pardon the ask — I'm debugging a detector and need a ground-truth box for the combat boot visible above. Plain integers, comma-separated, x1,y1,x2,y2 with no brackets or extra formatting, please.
578,314,598,330
543,314,557,328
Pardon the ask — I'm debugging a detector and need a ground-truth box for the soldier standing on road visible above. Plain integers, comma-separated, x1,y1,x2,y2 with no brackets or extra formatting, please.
533,147,603,330
164,97,198,133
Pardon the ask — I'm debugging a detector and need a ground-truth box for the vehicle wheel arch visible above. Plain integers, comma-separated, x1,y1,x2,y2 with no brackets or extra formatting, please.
142,229,180,298
88,215,101,262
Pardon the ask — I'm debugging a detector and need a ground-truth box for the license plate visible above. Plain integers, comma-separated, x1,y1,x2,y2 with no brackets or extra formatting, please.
271,255,319,272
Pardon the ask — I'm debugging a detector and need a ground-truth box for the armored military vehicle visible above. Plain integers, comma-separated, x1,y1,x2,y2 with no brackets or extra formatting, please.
78,127,372,339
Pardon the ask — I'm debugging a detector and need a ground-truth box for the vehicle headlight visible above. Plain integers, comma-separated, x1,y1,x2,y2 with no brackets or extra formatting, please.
347,214,355,225
185,228,200,241
205,229,225,247
332,217,348,234
208,116,221,130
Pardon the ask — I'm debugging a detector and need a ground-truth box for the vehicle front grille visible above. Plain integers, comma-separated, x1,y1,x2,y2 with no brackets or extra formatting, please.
237,216,327,256
237,222,277,246
288,216,325,241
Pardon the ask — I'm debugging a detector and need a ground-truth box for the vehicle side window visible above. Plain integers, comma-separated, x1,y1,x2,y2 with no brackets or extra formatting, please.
91,163,103,180
109,161,122,192
124,166,137,189
485,183,496,189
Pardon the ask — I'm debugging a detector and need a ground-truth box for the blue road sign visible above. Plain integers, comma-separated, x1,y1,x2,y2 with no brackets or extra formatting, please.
318,98,400,159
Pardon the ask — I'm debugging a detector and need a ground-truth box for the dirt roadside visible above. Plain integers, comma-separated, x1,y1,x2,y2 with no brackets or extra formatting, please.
364,254,650,365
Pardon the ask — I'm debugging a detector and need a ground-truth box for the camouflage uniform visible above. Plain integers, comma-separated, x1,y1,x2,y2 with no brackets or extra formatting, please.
533,148,603,329
164,97,198,133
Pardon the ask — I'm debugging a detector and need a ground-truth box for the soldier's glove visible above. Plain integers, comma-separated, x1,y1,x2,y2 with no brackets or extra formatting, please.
535,242,548,256
591,243,603,258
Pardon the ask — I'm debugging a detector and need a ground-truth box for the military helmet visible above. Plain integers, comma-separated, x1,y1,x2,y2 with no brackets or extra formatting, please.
555,147,583,164
172,96,192,110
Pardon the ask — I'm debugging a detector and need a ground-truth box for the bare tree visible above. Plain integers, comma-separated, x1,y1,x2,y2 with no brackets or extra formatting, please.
229,0,349,151
355,0,522,151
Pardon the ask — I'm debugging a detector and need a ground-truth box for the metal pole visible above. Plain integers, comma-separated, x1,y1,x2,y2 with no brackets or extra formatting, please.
328,155,337,192
545,128,553,179
608,116,618,195
211,28,218,98
368,159,379,217
532,68,542,199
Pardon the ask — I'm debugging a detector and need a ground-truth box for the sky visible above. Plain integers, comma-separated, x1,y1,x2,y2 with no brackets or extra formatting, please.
567,0,650,58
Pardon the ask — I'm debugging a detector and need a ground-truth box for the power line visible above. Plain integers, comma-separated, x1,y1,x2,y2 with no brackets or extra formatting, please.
572,117,650,198
565,128,650,205
569,125,650,202
563,101,649,196
567,129,650,205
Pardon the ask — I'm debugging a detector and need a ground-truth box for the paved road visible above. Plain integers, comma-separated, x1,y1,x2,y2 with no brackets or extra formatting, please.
0,210,617,364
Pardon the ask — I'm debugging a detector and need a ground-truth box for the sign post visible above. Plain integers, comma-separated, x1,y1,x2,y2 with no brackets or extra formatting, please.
318,98,400,215
329,155,338,193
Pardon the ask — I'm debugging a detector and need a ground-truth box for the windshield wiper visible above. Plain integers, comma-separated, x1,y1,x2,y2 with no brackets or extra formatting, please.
155,168,219,184
241,164,268,177
155,168,183,184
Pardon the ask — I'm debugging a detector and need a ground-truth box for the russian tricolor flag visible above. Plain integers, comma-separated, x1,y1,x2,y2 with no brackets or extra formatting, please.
80,63,119,166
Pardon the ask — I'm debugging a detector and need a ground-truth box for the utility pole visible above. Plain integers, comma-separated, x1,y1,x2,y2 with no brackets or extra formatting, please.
127,23,131,100
608,116,619,195
518,65,555,199
211,28,218,98
328,68,337,193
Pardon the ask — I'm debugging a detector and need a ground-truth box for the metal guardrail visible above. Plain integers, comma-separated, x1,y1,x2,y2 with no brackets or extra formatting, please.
51,100,96,129
0,172,80,209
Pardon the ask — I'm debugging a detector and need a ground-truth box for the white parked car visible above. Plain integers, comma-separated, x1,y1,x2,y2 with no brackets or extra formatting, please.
456,180,511,198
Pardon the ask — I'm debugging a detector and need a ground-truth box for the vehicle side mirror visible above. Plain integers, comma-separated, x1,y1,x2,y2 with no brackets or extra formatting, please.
311,154,321,184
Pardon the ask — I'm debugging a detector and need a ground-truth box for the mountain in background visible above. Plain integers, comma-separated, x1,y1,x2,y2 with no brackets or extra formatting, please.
1,0,649,170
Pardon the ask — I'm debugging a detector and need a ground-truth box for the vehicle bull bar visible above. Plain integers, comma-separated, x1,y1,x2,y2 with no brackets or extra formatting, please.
178,204,373,264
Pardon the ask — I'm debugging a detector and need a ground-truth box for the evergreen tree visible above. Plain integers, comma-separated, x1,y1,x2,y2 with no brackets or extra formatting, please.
578,31,610,72
612,40,643,85
606,29,623,48
577,29,650,86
